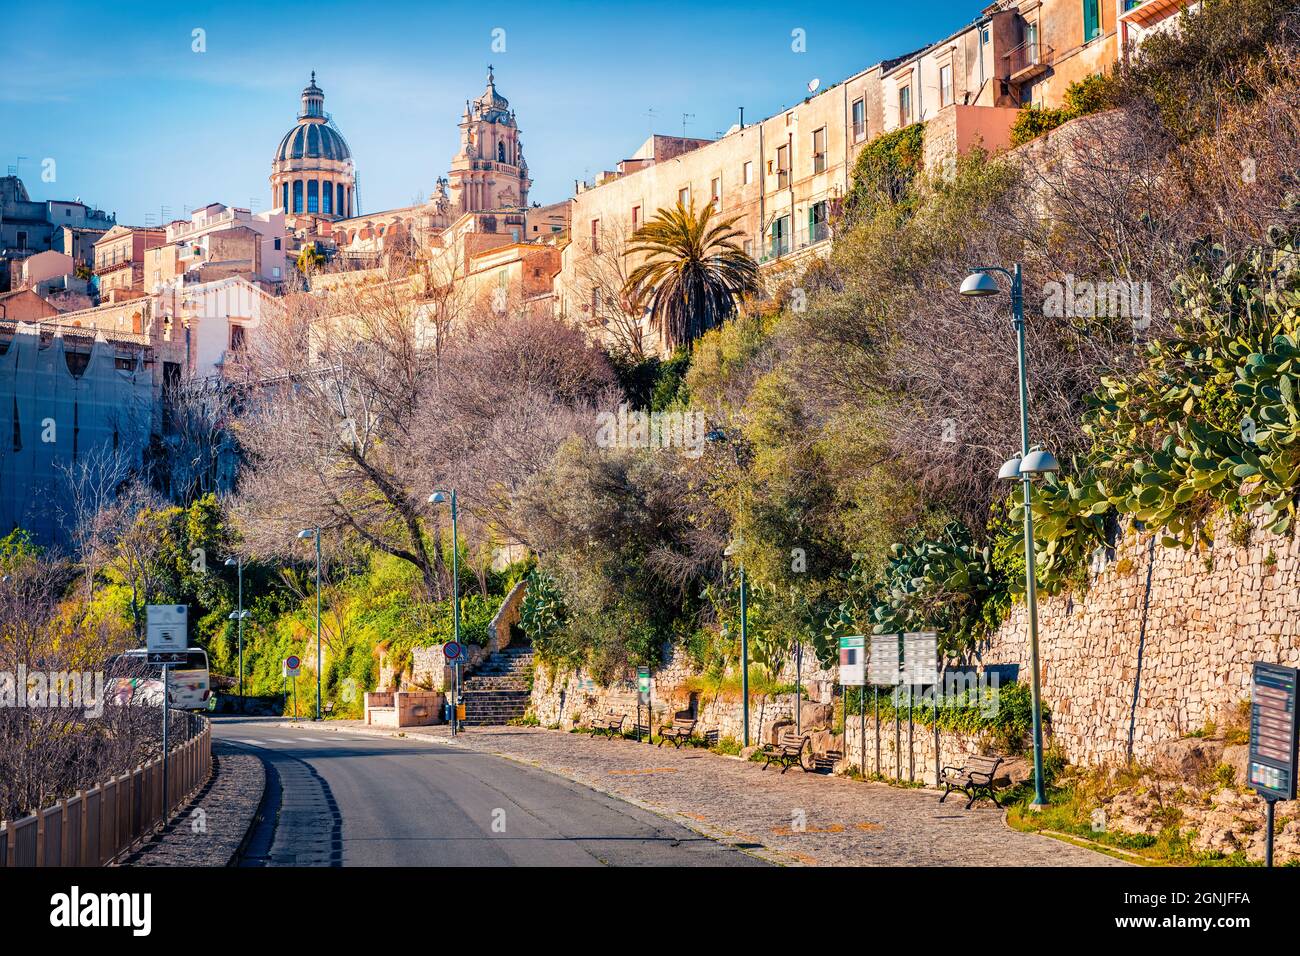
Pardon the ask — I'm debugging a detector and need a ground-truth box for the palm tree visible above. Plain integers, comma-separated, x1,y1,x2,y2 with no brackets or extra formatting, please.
622,200,759,350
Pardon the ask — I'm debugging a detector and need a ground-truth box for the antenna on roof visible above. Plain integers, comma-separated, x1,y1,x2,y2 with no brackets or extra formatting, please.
681,112,695,138
645,107,657,135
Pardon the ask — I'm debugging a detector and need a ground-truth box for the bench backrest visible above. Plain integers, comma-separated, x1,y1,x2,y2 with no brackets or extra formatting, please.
672,717,696,730
965,755,1003,774
778,731,808,751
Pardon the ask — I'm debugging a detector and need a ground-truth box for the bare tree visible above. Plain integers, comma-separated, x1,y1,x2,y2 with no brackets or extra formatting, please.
560,215,651,360
234,264,449,598
0,549,157,821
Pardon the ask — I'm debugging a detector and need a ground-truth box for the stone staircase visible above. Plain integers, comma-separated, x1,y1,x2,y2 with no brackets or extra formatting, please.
459,645,534,726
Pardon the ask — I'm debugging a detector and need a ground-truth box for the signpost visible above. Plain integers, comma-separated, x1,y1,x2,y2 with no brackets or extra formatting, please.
284,656,301,718
444,642,465,734
903,632,939,784
637,667,651,743
147,605,188,819
146,604,187,664
869,634,899,779
839,636,866,772
1249,662,1299,867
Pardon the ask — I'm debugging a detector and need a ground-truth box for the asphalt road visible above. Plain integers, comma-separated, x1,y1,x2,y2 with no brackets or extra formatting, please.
214,717,765,866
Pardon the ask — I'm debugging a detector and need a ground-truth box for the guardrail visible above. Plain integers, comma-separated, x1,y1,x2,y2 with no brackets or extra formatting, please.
0,710,211,867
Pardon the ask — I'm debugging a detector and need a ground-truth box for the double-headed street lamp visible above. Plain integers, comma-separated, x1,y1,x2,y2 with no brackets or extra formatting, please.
296,527,323,721
428,490,460,735
225,556,249,711
960,262,1058,808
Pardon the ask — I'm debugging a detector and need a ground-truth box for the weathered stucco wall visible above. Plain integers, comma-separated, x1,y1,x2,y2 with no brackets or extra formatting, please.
983,514,1300,766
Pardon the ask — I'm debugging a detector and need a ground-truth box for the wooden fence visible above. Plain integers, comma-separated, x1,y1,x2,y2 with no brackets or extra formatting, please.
0,711,212,866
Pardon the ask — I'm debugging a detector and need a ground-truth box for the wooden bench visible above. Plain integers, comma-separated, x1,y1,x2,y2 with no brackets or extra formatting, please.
589,712,626,739
939,755,1007,809
759,730,811,774
657,716,697,749
323,701,335,715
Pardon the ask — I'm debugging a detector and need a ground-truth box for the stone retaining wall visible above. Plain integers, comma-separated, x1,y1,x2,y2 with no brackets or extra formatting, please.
530,644,818,745
841,710,1004,786
983,513,1300,766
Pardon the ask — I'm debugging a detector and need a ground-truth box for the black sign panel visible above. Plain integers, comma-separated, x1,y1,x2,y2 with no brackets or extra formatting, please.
1248,662,1299,801
147,651,188,666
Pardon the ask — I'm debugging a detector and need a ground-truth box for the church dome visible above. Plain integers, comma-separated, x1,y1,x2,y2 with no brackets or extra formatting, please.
275,122,352,162
274,72,352,162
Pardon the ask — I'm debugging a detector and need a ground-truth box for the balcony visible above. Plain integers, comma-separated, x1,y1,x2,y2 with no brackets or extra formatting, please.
759,220,832,264
1004,39,1053,84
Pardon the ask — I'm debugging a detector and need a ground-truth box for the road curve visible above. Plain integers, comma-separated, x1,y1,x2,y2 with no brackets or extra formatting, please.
214,717,766,866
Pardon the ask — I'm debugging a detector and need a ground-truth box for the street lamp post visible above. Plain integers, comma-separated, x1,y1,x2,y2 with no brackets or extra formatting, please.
225,557,249,712
428,490,460,736
296,528,322,721
707,428,750,747
961,263,1059,808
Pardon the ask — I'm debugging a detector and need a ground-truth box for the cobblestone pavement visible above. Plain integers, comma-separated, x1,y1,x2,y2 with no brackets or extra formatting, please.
300,721,1124,866
126,741,265,866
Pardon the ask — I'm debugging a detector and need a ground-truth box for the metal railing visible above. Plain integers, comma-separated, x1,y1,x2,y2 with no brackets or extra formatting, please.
0,711,211,867
1004,39,1053,76
759,220,833,263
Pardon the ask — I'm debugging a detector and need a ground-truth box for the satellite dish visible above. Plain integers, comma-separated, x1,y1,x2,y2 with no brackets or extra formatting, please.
807,78,821,94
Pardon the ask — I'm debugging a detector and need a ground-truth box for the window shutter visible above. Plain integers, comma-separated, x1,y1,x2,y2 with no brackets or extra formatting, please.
1083,0,1100,41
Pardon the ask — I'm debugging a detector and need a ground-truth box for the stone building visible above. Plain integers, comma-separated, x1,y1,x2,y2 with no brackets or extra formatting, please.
0,176,115,292
556,0,1145,356
327,68,537,262
93,224,165,298
145,203,289,293
980,0,1123,109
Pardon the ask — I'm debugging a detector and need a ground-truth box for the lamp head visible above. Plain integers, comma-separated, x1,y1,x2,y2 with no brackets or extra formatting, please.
296,529,316,540
428,491,448,505
998,454,1023,481
1020,447,1061,476
960,270,1001,297
224,557,238,567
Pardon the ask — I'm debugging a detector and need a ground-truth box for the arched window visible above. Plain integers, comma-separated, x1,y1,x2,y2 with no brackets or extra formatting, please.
293,180,304,214
322,182,332,215
281,182,289,213
307,180,319,214
497,141,506,163
337,184,345,217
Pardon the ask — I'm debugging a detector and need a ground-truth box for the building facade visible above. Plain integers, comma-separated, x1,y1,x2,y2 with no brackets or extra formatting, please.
93,224,165,298
145,203,289,293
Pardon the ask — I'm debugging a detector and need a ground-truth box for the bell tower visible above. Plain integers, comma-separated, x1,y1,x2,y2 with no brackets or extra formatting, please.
447,66,531,214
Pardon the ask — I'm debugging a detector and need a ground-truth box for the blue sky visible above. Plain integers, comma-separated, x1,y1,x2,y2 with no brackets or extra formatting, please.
1,1,981,224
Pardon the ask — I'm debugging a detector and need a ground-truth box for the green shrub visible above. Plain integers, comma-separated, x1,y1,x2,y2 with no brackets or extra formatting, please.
1010,74,1111,146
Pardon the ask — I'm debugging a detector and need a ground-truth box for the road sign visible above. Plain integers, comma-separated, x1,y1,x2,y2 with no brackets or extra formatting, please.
839,635,866,686
443,642,466,662
146,605,187,664
1249,662,1298,801
283,655,301,678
